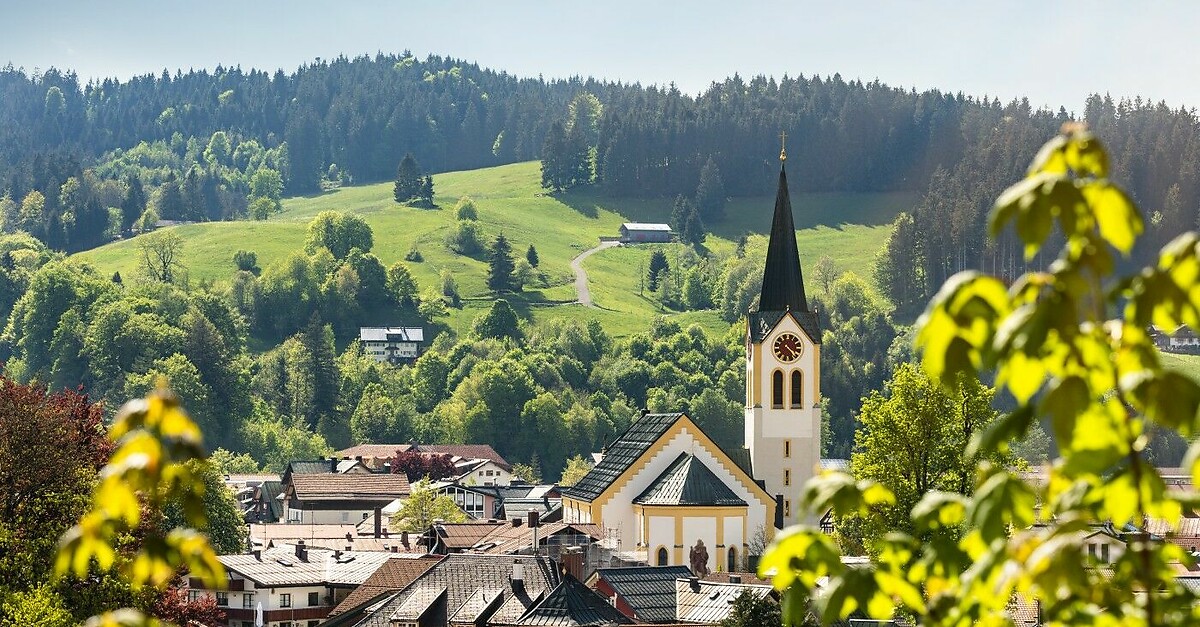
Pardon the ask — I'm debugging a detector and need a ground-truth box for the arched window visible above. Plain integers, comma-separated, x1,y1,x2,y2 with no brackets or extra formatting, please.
728,546,738,572
771,370,784,408
656,547,669,566
790,370,803,408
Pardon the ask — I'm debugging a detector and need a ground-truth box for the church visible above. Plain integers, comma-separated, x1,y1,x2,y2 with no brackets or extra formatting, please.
561,146,823,573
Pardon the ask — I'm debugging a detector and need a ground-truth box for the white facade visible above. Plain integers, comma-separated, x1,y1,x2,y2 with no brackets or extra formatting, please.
460,460,512,486
193,578,340,627
563,424,769,566
745,313,822,527
282,506,376,526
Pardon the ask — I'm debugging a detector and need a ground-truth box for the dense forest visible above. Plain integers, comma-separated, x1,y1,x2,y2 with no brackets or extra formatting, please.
0,51,1196,468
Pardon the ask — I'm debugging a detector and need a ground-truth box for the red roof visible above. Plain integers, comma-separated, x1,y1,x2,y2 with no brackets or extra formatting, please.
415,444,510,468
289,473,410,501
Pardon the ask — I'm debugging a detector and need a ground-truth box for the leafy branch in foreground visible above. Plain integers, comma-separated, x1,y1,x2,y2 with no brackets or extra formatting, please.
55,385,225,627
761,126,1200,625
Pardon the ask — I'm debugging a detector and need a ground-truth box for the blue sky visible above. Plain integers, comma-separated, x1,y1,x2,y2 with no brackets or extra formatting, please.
4,1,1199,111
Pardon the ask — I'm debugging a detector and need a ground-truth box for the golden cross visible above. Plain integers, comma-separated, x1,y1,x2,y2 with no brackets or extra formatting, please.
779,130,788,162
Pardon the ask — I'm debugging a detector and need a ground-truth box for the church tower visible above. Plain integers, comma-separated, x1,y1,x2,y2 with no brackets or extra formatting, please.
745,143,821,528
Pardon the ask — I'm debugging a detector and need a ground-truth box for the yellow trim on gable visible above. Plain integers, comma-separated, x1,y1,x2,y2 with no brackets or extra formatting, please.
814,343,821,402
587,414,776,532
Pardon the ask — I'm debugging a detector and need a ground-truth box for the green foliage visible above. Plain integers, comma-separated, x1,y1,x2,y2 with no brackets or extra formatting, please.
487,233,516,293
445,219,485,256
240,409,332,473
163,461,248,556
719,590,786,627
386,261,420,307
526,244,539,267
56,387,225,627
694,156,726,224
394,154,433,206
1,584,75,627
762,130,1200,626
472,299,522,342
391,480,468,533
304,211,373,259
209,448,260,474
232,250,259,275
559,455,593,487
137,231,185,284
647,249,669,291
511,461,542,484
454,196,478,220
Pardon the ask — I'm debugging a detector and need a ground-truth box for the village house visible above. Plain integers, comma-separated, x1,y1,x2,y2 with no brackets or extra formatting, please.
282,473,410,525
188,542,402,627
358,326,426,364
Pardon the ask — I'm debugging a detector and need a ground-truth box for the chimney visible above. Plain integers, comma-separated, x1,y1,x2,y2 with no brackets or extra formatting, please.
330,457,337,472
252,549,261,561
688,576,700,593
639,408,649,420
401,531,410,550
374,507,383,538
512,517,523,527
729,575,742,584
527,511,540,528
295,540,308,562
560,547,585,581
356,455,363,462
511,560,525,592
345,532,353,542
333,549,342,561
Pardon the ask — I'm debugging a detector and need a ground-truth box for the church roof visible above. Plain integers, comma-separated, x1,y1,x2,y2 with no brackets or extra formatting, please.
563,413,682,502
634,453,747,507
587,566,692,623
516,575,632,625
751,163,821,344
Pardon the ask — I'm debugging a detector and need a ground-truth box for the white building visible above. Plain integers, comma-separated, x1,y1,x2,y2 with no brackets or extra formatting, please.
358,327,425,364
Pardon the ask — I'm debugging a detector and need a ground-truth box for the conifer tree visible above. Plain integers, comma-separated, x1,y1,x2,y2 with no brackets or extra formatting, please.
694,156,726,223
647,249,669,291
526,244,539,267
393,153,424,203
487,233,516,293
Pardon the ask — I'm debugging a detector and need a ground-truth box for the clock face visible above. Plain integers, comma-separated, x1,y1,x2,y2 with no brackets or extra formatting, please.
773,333,803,363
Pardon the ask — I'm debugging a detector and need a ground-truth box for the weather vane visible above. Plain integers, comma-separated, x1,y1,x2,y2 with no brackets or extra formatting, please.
779,130,787,162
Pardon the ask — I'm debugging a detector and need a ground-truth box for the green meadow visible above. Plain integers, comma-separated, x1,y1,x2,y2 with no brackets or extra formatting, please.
74,161,913,339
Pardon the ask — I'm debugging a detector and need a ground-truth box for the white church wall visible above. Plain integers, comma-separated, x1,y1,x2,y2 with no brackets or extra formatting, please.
682,517,718,573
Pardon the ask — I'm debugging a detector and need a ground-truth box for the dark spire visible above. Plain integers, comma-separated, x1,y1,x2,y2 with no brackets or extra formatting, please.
758,162,809,312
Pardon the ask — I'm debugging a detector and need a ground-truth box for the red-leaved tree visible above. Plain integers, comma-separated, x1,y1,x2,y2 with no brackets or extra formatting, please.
390,450,457,481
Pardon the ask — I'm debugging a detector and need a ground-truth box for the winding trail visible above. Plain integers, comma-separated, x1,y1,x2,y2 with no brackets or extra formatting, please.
571,240,620,307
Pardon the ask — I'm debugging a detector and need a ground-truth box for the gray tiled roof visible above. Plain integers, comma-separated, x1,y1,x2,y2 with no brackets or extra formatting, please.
620,223,672,232
634,454,746,507
218,545,397,587
517,575,631,625
359,326,425,342
350,554,561,627
674,579,773,624
563,413,682,502
748,310,822,345
589,566,692,623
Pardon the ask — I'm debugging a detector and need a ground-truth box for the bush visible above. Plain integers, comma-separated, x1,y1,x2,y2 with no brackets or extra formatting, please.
445,219,485,256
454,196,478,221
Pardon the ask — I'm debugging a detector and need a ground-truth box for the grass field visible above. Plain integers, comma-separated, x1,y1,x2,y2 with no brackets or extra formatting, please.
74,161,915,339
1161,352,1200,383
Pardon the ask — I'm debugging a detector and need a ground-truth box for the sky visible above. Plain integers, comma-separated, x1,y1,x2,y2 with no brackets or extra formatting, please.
3,1,1199,112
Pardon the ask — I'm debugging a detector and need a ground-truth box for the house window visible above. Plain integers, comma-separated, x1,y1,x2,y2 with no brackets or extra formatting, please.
188,590,200,602
288,509,302,522
243,593,254,609
728,546,738,572
790,370,803,408
784,469,791,486
215,592,228,606
784,499,791,518
280,593,291,608
363,512,370,520
771,371,784,408
1101,544,1110,562
783,440,791,458
656,547,669,566
309,591,319,606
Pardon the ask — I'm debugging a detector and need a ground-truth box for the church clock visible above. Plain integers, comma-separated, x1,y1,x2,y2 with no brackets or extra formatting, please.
772,332,803,363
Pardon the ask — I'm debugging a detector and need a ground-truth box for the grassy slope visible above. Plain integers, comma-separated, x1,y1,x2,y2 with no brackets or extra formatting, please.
1161,352,1200,383
74,161,913,338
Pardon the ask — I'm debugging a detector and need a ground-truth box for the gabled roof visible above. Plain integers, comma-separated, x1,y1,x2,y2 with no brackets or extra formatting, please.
359,326,425,342
450,587,506,624
517,575,631,625
563,413,682,502
674,579,773,624
634,454,746,507
467,522,605,555
587,566,692,624
289,473,410,501
351,554,561,627
337,444,415,459
256,480,283,521
432,521,509,551
218,545,397,588
620,222,672,232
748,309,822,345
416,444,511,468
328,555,442,618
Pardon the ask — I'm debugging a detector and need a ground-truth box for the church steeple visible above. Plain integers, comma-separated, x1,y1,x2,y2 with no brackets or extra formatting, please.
758,161,809,313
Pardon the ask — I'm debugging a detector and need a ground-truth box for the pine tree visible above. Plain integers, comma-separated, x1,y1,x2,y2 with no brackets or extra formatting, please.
694,157,726,223
526,244,539,267
394,154,424,203
420,175,435,206
121,177,146,234
682,208,706,247
647,249,669,291
487,233,515,293
540,122,568,191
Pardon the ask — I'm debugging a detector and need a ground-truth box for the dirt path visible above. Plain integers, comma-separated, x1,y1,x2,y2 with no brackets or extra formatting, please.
571,240,620,307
